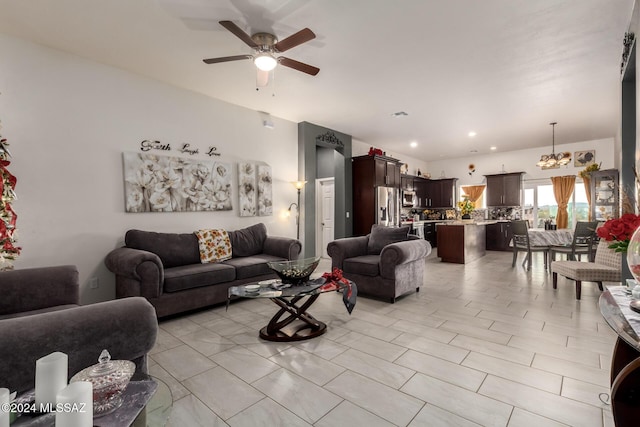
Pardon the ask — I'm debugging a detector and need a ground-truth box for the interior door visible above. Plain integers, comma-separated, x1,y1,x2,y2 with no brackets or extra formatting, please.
318,179,335,258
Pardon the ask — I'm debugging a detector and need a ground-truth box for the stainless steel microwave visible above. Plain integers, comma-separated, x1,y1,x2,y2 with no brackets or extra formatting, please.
402,190,416,207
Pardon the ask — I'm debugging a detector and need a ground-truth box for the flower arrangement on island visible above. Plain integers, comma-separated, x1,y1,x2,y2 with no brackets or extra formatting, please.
457,196,475,217
596,213,640,253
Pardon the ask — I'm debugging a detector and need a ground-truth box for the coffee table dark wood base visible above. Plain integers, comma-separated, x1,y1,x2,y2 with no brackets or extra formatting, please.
259,294,327,342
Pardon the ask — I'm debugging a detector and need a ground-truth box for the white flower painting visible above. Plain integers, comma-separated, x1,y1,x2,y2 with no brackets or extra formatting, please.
123,153,232,212
238,162,257,217
257,165,273,216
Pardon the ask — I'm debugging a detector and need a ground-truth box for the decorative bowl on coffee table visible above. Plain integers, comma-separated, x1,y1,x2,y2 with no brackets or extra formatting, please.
70,349,135,416
267,257,321,285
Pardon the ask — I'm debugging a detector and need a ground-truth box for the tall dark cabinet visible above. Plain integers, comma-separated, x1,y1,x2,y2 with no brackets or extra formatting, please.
352,155,402,236
485,172,524,207
589,169,619,221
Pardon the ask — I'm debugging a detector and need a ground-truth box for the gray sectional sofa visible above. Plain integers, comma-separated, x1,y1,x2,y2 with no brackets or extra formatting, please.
105,223,301,317
0,265,157,394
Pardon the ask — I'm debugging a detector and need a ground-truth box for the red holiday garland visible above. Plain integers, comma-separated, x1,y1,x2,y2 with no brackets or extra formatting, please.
0,132,20,266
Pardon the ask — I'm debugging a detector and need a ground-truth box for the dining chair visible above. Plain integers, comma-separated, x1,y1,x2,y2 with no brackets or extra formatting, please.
549,221,599,262
510,220,550,271
551,239,621,299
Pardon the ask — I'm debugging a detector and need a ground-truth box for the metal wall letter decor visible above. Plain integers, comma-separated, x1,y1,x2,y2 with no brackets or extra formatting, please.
622,32,635,74
315,131,344,147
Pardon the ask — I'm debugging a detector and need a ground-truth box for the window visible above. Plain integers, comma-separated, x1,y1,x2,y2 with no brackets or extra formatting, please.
460,186,486,209
523,180,588,228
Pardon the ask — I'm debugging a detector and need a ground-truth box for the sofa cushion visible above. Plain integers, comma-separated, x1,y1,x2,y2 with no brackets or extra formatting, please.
228,223,267,257
223,254,285,280
195,229,233,263
367,224,410,255
343,255,380,276
164,263,236,292
126,230,200,268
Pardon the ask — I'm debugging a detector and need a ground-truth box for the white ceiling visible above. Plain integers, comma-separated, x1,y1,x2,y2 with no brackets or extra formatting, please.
0,0,634,161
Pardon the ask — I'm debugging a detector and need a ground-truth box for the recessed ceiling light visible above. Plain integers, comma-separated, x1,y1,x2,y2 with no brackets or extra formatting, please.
410,141,418,148
490,146,497,150
391,111,408,118
468,131,477,137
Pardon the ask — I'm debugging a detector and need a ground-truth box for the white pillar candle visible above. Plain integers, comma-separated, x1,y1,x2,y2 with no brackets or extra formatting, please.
55,382,93,427
0,388,9,427
35,352,68,407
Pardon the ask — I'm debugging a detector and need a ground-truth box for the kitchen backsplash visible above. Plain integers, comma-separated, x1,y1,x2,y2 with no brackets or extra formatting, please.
488,207,522,220
401,207,524,221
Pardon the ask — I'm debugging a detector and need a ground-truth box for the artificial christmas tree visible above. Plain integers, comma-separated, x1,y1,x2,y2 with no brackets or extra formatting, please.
0,121,20,270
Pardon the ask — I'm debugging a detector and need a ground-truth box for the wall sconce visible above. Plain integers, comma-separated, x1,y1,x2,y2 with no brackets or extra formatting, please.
289,181,306,240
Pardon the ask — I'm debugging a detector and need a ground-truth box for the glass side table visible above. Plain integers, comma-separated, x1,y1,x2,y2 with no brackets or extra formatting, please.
132,375,172,427
11,375,171,427
599,289,640,427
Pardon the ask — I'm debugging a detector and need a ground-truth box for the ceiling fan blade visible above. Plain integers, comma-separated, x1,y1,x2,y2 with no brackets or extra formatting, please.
203,55,252,64
256,69,270,87
278,57,320,76
274,28,315,52
219,20,258,48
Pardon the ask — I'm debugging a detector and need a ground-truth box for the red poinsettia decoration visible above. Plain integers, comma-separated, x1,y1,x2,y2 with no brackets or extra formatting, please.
0,124,20,269
596,213,640,252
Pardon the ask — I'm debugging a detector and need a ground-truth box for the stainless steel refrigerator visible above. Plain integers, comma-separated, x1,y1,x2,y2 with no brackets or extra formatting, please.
376,186,400,227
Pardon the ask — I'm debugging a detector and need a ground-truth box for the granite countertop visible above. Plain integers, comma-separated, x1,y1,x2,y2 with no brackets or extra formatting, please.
437,220,498,226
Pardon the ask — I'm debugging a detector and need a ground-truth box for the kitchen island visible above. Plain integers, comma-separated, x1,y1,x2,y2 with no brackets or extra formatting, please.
437,222,489,264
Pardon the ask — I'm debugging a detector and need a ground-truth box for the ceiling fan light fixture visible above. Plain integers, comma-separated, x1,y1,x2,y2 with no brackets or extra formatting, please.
254,53,277,71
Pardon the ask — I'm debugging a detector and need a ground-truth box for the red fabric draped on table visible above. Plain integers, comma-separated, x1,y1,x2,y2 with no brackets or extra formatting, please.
551,175,576,229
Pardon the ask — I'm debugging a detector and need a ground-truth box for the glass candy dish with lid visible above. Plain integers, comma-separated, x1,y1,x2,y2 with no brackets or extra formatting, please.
70,349,135,416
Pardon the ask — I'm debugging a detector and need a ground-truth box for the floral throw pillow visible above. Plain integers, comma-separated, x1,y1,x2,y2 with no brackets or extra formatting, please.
195,229,232,263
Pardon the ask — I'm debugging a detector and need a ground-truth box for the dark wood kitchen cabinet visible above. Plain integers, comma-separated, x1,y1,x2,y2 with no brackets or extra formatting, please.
485,172,523,207
414,178,428,208
485,222,511,251
401,175,414,191
352,155,402,236
418,178,457,208
365,155,400,187
424,222,439,248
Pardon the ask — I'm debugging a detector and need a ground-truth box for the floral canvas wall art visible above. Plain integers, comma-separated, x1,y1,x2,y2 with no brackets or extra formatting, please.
238,162,257,217
257,165,273,216
123,152,232,212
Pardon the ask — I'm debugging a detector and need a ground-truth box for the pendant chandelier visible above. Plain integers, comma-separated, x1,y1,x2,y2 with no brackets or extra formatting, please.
536,122,571,168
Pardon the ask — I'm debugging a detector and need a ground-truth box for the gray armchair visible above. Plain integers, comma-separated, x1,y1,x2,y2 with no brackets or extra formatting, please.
327,225,431,303
0,265,158,394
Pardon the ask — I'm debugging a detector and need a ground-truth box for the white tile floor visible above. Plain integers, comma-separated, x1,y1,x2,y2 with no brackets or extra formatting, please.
149,250,619,427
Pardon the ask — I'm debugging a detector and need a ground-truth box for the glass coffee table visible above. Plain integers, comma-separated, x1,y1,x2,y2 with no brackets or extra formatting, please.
12,375,171,427
228,279,347,342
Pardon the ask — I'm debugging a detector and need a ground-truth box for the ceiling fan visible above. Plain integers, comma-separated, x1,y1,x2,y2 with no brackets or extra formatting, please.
203,20,320,85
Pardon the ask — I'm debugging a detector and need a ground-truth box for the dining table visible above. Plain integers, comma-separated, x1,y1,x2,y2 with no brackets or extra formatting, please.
527,228,573,247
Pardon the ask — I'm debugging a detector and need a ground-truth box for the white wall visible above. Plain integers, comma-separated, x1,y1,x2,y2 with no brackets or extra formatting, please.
352,138,430,175
0,34,299,304
425,138,615,187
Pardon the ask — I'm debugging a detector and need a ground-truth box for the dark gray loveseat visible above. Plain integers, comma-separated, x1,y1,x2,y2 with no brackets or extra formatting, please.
105,223,301,317
0,265,157,394
327,225,431,302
